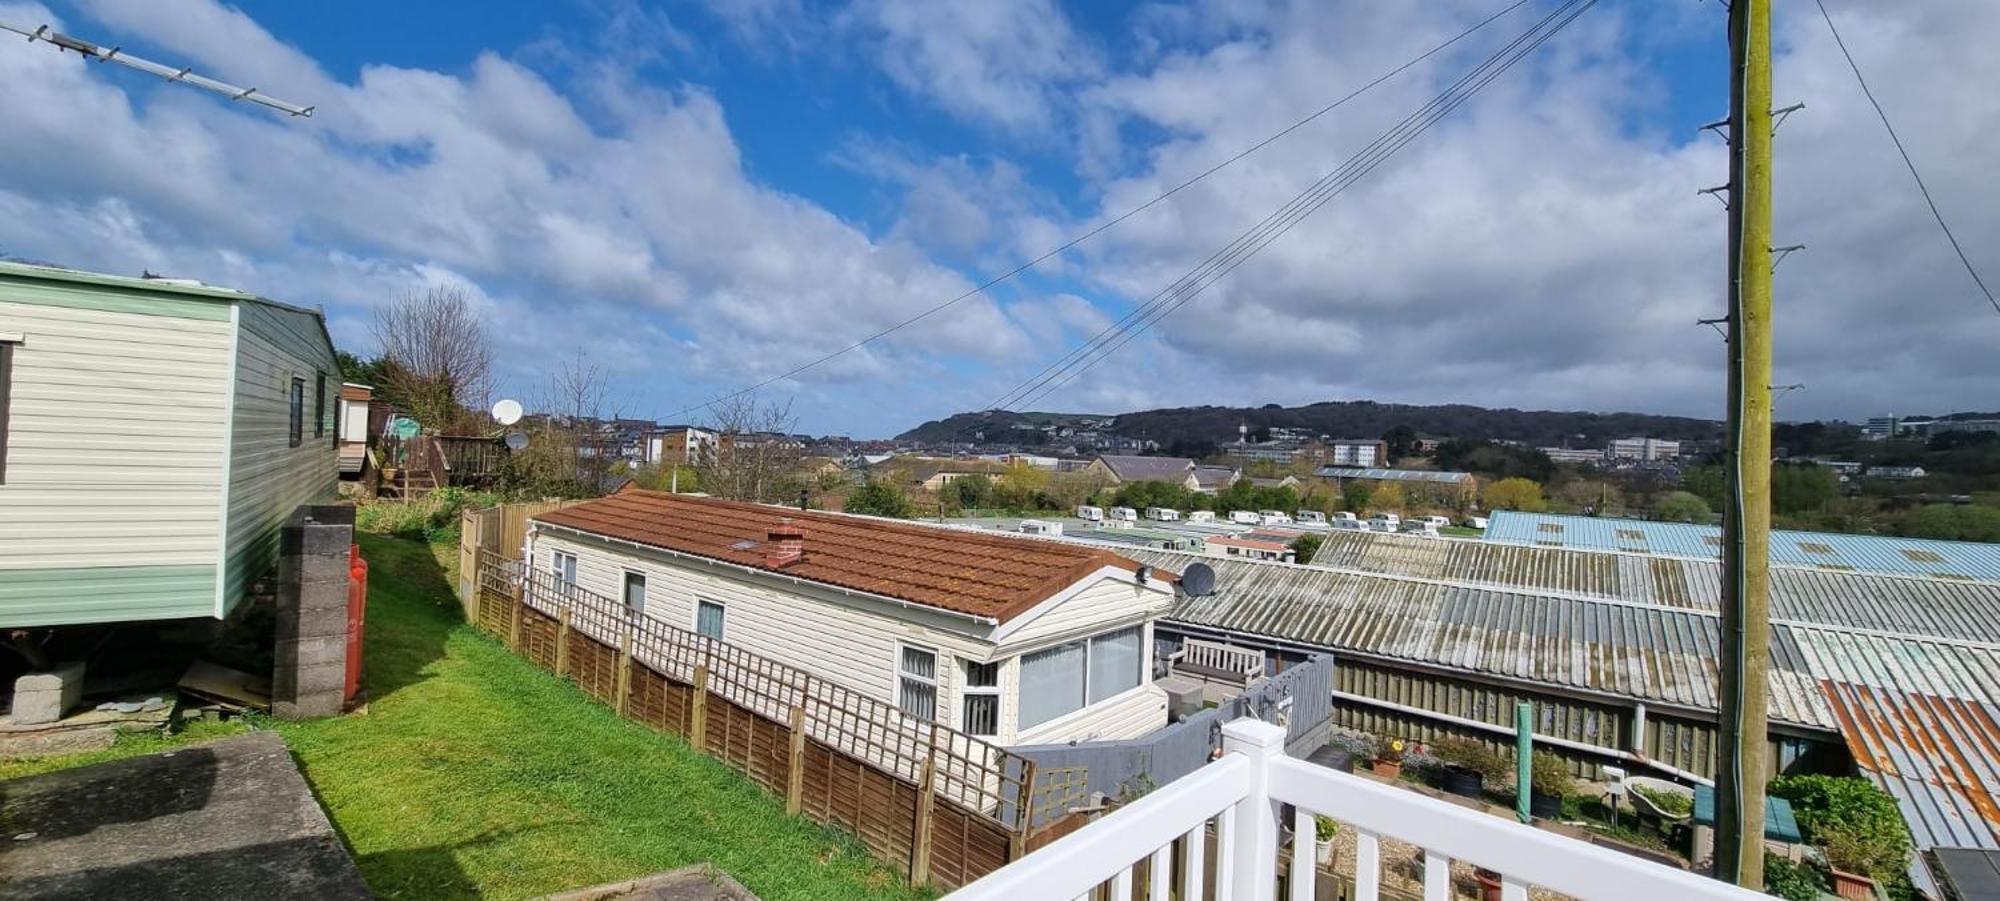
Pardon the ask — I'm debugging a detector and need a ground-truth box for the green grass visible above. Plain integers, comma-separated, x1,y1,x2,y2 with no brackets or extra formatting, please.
1439,526,1484,538
3,533,925,901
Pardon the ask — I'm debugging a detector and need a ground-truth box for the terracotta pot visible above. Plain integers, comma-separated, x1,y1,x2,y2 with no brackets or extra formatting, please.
1829,868,1876,901
1473,867,1504,901
1371,759,1402,779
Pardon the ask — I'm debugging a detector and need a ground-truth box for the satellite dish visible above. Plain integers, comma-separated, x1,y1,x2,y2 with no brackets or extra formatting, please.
504,431,529,451
491,398,524,426
1180,562,1217,597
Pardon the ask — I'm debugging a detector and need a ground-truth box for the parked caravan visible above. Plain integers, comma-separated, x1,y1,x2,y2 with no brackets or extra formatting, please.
1019,520,1063,537
1258,511,1292,526
1109,506,1139,522
1228,510,1260,525
1295,511,1327,525
1144,507,1182,522
1075,505,1105,522
1188,511,1217,523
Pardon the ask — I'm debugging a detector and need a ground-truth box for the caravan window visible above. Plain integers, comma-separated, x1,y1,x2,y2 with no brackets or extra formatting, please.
1019,626,1144,729
314,372,327,439
960,660,1000,736
622,571,647,613
696,599,725,640
552,551,578,585
898,645,938,721
0,338,13,483
288,377,305,448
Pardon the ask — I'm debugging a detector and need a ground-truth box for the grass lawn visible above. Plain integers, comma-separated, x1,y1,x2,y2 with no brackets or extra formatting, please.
1,533,924,901
1439,526,1484,538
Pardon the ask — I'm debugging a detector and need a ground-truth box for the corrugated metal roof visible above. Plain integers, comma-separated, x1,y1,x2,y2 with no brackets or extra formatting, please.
1311,531,2000,645
1315,466,1473,484
1485,512,2000,582
1131,548,1836,728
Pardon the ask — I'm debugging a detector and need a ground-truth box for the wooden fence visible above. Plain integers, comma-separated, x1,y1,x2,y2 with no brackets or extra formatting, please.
470,549,1042,890
458,500,579,616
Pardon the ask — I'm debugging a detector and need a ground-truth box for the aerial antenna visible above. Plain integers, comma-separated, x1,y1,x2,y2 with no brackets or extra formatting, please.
0,18,314,117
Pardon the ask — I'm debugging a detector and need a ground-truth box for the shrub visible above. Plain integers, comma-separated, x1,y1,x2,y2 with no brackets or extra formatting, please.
1430,736,1509,783
1529,752,1574,797
1762,855,1830,901
355,488,497,542
1769,775,1911,885
1314,815,1339,843
1632,784,1692,817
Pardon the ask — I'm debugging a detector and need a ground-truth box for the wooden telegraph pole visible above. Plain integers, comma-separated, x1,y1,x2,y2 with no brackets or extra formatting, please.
1717,0,1773,887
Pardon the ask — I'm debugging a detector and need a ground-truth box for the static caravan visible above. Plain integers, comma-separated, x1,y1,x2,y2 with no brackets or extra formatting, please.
1144,507,1181,522
1018,519,1063,537
1108,506,1139,522
0,263,340,629
529,491,1176,747
1075,505,1104,522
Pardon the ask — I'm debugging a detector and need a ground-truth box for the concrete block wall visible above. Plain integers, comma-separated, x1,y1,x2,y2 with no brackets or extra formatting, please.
272,506,355,719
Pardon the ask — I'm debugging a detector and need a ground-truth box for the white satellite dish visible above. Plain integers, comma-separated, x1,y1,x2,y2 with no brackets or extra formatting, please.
491,398,523,426
504,431,529,451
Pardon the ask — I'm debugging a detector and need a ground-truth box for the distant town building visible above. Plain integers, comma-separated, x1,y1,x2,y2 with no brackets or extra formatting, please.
1314,466,1477,508
646,425,718,465
1188,465,1240,494
1086,455,1196,485
1862,415,1901,440
1539,447,1606,465
1864,465,1927,480
1925,419,2000,438
1607,437,1680,461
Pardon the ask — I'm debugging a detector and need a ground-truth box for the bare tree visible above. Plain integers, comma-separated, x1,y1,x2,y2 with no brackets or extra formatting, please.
370,285,493,433
696,395,804,503
510,349,618,495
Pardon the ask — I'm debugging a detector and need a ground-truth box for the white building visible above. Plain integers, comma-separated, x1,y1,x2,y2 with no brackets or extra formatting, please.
1540,447,1606,465
528,491,1174,746
1322,439,1388,467
1607,437,1680,461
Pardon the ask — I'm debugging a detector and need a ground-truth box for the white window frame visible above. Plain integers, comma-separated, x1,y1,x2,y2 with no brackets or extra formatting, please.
958,658,1001,737
896,643,940,722
694,598,726,640
552,551,578,585
621,570,647,613
1018,625,1146,730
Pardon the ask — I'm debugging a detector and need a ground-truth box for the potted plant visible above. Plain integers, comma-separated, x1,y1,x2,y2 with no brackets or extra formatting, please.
1529,752,1573,819
1430,735,1503,799
1371,736,1406,779
1313,815,1339,868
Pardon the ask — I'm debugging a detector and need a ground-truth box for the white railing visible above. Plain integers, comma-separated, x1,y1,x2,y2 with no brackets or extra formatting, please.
946,718,1763,901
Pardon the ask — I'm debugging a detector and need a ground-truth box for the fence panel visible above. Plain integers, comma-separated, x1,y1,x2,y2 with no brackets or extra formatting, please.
467,550,1031,890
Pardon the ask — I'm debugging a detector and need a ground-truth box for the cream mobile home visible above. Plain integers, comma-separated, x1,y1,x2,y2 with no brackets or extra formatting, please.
0,263,340,628
528,490,1177,746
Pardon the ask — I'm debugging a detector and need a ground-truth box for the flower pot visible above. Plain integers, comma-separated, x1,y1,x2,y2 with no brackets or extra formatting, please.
1439,765,1484,799
1473,867,1504,901
1315,835,1337,869
1829,868,1876,901
1530,790,1564,819
1371,758,1402,779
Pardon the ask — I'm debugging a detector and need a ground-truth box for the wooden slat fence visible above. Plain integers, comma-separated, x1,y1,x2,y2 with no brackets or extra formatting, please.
469,548,1038,890
459,500,581,615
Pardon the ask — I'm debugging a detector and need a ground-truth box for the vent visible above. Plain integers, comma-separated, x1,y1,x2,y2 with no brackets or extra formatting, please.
1798,542,1835,555
1901,548,1946,564
1815,563,1856,572
730,540,756,550
1535,540,1564,547
1615,529,1646,541
1537,523,1564,534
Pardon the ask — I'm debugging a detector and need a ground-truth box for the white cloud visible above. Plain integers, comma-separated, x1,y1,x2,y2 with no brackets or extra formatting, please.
841,0,1101,134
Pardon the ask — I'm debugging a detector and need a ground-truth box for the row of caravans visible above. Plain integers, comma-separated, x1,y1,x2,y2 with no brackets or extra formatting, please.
1073,505,1458,535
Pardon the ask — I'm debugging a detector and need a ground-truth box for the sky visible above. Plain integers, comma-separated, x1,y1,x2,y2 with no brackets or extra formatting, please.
0,0,1994,438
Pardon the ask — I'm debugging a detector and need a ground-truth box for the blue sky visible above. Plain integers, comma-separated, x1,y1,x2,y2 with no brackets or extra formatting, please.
1,1,1994,437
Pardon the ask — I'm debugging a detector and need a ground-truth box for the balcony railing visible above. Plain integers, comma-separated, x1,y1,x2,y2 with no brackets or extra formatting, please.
946,718,1762,901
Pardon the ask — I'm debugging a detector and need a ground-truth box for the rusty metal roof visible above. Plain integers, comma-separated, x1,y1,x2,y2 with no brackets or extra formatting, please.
1312,530,2000,645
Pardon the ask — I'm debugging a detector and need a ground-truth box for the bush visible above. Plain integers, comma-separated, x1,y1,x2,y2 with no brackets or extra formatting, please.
1762,855,1830,901
1631,784,1692,817
355,487,496,542
1314,815,1339,843
1529,752,1574,797
1769,774,1911,884
1430,735,1509,784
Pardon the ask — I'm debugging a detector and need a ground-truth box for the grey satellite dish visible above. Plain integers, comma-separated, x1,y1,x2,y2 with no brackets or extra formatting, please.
1180,562,1217,597
504,431,529,451
491,398,524,426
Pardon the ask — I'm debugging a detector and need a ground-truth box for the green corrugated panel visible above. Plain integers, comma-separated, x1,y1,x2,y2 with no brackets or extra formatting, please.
0,564,217,627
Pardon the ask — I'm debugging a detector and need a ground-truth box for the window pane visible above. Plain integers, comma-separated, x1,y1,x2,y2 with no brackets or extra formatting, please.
1088,628,1142,704
899,678,936,721
554,553,577,585
623,572,645,612
314,372,327,438
288,378,304,448
962,694,999,736
901,646,936,680
696,601,725,640
963,660,998,688
1019,642,1086,729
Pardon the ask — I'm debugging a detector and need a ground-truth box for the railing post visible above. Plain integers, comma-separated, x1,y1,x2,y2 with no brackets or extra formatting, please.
1221,718,1286,901
509,576,526,650
691,664,710,750
555,606,572,676
911,750,937,886
1011,758,1037,861
615,620,634,716
786,704,807,815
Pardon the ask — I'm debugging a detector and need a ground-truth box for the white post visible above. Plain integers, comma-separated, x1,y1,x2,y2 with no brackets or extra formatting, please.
1221,718,1286,901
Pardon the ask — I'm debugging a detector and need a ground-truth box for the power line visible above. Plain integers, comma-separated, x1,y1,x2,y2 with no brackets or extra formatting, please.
663,0,1533,420
0,18,314,117
989,0,1597,414
1813,0,1997,315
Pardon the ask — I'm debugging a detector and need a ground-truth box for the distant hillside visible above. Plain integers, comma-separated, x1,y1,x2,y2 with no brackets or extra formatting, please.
898,401,1723,449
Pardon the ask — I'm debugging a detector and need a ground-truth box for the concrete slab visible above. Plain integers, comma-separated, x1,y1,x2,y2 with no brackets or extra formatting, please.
0,731,369,900
539,865,759,901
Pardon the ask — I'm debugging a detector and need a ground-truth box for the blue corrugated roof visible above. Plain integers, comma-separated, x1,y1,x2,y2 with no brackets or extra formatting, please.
1485,511,2000,582
1315,466,1471,484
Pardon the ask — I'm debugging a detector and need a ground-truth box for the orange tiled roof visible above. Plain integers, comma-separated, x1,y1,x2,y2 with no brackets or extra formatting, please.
533,490,1158,623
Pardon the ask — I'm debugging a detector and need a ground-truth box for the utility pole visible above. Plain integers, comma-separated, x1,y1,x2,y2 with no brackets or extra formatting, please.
1717,0,1773,888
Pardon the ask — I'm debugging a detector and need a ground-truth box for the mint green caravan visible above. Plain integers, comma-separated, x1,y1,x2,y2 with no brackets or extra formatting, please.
0,262,339,627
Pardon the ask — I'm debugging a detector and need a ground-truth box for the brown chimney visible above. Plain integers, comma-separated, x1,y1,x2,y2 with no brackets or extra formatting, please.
766,519,806,567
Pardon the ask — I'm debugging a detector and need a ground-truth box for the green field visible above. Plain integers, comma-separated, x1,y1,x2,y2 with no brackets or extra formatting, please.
2,533,923,901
